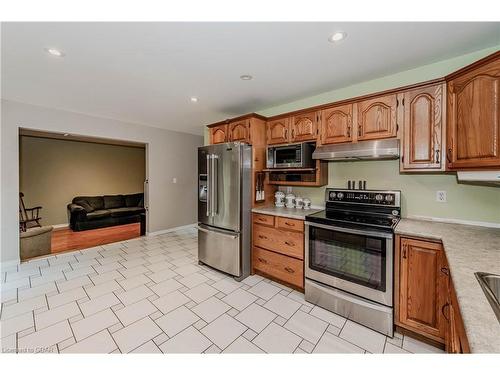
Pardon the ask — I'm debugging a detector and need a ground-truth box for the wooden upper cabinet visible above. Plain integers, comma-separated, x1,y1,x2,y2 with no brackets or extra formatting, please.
446,54,500,169
402,84,445,170
398,237,447,341
228,119,250,143
320,104,353,144
356,94,398,141
290,111,319,142
210,124,228,144
267,117,290,145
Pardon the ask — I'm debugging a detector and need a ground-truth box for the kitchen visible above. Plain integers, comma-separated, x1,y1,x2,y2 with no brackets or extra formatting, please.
198,50,500,354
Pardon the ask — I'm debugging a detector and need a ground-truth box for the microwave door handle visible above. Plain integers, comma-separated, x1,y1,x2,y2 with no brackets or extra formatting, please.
206,154,211,217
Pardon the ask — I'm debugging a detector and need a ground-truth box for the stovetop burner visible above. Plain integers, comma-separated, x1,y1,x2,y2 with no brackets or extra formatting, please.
306,188,401,231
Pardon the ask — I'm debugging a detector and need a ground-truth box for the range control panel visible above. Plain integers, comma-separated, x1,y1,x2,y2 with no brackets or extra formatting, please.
326,189,401,207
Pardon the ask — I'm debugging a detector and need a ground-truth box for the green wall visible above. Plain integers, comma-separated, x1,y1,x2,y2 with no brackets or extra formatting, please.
257,45,500,224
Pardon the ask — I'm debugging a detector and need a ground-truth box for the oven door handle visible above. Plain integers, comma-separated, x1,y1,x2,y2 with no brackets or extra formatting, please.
305,221,394,239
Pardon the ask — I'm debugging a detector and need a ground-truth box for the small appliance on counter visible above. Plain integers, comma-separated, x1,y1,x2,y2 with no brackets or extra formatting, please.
294,196,304,209
274,191,285,207
304,188,401,336
303,198,311,209
285,193,296,208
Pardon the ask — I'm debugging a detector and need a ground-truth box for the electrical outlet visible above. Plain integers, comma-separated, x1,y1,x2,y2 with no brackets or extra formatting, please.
436,191,447,203
172,177,177,184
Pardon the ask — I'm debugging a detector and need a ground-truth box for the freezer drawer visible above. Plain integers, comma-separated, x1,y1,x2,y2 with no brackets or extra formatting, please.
198,224,241,277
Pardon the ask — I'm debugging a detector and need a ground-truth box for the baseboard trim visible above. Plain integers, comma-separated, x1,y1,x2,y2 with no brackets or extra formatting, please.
52,223,69,230
147,223,197,237
406,215,500,229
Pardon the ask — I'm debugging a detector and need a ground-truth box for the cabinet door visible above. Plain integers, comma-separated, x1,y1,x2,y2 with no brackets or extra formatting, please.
399,238,447,340
210,125,228,144
228,119,250,143
290,111,319,142
356,94,398,141
267,118,290,145
402,84,445,170
447,57,500,169
320,104,353,144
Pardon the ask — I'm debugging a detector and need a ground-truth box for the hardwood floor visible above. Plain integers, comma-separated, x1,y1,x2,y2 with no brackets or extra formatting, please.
51,223,141,254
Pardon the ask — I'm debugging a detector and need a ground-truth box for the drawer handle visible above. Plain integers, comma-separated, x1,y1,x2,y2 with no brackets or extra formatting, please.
258,235,268,240
284,241,295,246
258,218,267,222
284,222,295,227
257,257,268,264
441,267,449,276
284,266,295,274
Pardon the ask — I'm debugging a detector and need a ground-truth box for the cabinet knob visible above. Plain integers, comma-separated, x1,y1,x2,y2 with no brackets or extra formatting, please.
284,266,294,274
284,241,294,247
440,267,449,276
257,257,268,264
258,235,268,240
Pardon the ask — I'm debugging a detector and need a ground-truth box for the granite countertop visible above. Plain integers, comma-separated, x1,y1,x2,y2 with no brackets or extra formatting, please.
395,218,500,353
251,205,324,220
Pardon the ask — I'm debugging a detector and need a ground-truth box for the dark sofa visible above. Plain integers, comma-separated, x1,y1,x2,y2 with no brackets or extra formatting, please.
67,193,145,231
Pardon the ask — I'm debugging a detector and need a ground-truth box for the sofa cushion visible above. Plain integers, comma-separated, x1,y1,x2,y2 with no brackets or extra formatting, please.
124,193,143,207
109,207,145,218
103,195,125,209
73,196,104,211
86,209,111,220
73,199,95,213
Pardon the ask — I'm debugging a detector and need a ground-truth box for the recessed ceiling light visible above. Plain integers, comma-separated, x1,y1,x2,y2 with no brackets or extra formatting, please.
328,32,347,43
240,75,253,81
45,48,65,57
190,97,199,103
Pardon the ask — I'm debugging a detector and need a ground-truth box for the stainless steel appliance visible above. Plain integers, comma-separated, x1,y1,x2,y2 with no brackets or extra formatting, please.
266,142,315,169
312,139,400,161
198,142,251,281
305,188,401,336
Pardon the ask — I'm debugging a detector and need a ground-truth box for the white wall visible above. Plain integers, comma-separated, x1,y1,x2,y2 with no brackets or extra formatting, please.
1,100,203,265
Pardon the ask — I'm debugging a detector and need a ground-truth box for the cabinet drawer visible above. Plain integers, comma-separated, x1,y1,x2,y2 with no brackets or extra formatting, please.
276,217,304,232
253,246,304,289
252,213,275,227
253,224,303,260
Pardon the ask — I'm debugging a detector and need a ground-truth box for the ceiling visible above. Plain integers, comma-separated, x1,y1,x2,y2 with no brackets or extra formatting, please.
2,22,499,136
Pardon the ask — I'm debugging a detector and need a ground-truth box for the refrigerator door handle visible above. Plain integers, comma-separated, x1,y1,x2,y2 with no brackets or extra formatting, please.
197,224,238,239
206,154,211,217
212,155,218,216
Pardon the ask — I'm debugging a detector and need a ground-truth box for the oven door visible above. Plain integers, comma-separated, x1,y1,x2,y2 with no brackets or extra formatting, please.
305,221,393,306
274,145,302,168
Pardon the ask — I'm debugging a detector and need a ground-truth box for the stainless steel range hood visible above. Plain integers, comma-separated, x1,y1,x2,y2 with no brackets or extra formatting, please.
313,139,400,161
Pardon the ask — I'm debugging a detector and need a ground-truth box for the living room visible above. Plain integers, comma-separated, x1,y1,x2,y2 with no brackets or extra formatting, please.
19,130,148,259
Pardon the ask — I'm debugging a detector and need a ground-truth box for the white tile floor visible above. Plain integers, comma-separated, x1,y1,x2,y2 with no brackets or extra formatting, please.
0,227,444,354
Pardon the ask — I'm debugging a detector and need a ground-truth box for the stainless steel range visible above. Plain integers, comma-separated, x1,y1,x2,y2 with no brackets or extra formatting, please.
304,188,401,336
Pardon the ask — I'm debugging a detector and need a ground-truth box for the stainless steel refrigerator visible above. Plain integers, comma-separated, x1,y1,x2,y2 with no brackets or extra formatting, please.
197,142,252,281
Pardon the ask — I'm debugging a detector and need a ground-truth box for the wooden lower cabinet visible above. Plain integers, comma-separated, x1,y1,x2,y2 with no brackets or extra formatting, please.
396,235,470,353
253,222,304,260
252,213,305,290
252,246,304,289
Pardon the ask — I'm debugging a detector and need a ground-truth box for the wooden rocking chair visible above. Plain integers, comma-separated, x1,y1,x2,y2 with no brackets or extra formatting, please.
19,192,43,232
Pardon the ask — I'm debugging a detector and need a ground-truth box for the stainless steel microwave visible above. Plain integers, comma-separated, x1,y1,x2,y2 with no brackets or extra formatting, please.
266,142,315,169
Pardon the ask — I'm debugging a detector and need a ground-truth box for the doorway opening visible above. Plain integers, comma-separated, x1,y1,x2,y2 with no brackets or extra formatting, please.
18,128,148,260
